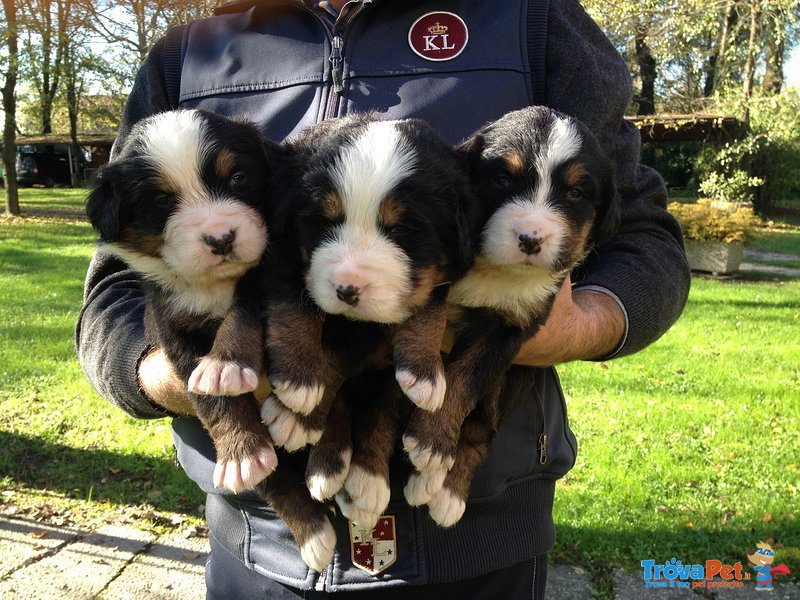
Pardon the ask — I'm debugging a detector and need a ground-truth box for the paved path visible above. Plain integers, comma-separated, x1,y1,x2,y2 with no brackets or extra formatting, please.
2,515,798,599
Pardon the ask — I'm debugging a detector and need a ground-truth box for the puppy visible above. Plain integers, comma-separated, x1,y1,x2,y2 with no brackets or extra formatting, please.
258,113,478,528
86,109,281,493
403,105,621,526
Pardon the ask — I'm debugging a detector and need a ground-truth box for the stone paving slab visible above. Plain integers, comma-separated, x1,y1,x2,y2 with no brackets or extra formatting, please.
101,532,209,600
546,563,593,599
0,522,154,599
613,569,699,599
0,516,85,578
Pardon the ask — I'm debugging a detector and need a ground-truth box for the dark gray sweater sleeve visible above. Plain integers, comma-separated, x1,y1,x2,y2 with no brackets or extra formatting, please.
75,39,173,419
547,0,690,358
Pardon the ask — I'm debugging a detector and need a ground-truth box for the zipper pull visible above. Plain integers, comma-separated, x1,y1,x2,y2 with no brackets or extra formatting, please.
538,433,548,465
330,35,344,94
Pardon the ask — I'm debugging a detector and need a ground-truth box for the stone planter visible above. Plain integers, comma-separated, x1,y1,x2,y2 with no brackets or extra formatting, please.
684,240,744,275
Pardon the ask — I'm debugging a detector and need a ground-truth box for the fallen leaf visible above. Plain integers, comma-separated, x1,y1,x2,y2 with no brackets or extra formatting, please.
26,532,47,539
108,467,122,475
763,513,773,523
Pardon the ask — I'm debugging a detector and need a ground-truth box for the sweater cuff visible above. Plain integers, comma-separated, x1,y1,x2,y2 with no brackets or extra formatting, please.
573,284,629,361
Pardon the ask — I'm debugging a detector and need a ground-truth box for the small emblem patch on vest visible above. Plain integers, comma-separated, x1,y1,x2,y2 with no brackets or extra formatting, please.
408,12,468,62
349,516,397,575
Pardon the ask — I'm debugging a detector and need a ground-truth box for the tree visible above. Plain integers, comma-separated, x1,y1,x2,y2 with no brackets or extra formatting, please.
2,0,21,216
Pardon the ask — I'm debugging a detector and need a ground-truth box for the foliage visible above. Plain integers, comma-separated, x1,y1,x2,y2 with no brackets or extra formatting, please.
696,88,800,214
668,199,762,243
555,278,800,573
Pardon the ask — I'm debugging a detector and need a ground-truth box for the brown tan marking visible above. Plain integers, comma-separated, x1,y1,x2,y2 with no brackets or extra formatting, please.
320,191,344,221
563,162,589,188
214,148,237,180
379,195,406,229
503,150,526,175
407,265,447,309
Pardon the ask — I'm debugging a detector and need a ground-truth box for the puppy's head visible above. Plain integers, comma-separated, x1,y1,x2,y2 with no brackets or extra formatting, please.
286,114,476,323
458,106,620,273
87,109,286,284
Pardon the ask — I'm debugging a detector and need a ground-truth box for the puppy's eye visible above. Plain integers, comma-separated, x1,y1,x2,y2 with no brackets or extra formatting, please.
229,172,246,186
493,174,513,189
566,187,584,200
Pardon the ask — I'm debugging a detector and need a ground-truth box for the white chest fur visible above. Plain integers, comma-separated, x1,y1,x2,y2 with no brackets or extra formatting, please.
448,258,562,326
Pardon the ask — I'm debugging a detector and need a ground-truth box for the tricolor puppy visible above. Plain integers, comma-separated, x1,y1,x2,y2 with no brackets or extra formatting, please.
259,113,478,528
403,105,621,526
86,109,283,493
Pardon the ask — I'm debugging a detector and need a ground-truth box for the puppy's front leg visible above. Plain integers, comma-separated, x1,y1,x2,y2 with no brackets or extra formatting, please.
266,297,327,416
403,310,529,475
336,368,407,529
391,295,448,412
188,274,264,397
255,460,336,573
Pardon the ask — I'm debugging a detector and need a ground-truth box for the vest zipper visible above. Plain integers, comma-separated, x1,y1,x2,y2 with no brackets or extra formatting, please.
533,389,548,465
322,1,372,118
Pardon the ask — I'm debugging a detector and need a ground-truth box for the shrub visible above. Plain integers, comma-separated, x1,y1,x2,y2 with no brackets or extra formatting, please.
668,199,762,243
696,88,800,216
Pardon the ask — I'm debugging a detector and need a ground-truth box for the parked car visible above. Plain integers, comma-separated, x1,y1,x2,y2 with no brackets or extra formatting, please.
15,144,86,187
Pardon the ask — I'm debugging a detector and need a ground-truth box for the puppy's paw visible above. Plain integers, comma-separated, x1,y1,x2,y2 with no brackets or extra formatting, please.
335,491,381,531
300,517,337,573
260,396,323,451
188,358,259,396
341,465,391,521
404,468,448,506
428,487,466,528
212,446,277,494
306,448,352,501
395,368,446,412
402,433,456,473
272,380,325,416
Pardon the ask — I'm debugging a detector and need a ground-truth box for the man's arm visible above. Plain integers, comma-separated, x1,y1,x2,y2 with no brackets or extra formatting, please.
76,38,178,419
514,0,690,368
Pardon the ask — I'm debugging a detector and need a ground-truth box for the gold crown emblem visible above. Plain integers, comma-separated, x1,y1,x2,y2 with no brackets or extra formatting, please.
427,22,448,35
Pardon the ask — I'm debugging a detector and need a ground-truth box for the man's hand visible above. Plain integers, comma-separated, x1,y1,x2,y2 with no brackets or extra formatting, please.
514,275,626,367
138,348,271,416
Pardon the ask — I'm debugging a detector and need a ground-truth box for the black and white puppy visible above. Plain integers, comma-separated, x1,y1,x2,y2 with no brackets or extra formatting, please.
403,105,621,526
86,109,282,493
259,113,478,527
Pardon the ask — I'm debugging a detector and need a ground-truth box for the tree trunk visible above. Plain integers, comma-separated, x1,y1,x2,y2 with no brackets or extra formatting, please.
2,0,21,216
741,0,761,123
634,20,657,115
762,9,785,94
712,0,738,95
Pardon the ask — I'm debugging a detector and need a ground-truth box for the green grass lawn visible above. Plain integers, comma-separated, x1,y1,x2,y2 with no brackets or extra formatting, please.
1,189,798,582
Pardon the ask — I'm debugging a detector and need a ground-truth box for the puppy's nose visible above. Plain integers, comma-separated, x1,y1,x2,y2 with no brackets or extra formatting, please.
203,230,236,255
518,233,544,255
336,284,361,306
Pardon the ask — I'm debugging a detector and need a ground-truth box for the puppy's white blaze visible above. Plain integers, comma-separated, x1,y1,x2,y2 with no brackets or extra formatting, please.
140,111,214,203
534,117,582,206
331,120,418,229
307,228,412,323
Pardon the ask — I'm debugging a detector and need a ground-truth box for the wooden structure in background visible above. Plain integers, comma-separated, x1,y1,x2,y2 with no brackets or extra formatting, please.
627,114,744,143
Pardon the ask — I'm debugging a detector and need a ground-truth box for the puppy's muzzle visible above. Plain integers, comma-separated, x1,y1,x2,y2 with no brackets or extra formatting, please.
203,230,237,256
518,233,544,256
336,284,361,306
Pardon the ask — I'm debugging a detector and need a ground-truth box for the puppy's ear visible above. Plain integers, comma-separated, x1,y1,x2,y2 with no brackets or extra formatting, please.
454,133,486,176
592,166,621,246
261,139,299,237
86,164,123,242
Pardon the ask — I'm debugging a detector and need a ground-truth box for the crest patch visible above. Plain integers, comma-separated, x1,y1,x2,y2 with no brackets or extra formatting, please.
408,12,469,62
350,516,397,575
